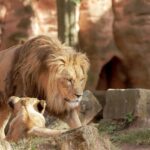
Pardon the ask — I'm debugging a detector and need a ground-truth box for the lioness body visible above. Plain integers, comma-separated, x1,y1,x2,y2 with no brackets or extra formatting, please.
6,96,46,142
6,96,65,142
0,35,89,138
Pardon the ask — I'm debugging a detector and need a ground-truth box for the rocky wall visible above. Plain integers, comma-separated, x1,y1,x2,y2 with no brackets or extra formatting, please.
0,0,150,90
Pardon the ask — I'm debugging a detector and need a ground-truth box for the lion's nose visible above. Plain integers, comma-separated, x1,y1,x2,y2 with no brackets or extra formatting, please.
75,94,82,98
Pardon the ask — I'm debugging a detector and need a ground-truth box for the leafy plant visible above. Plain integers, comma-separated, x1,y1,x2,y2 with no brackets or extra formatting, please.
98,120,118,134
124,112,135,126
111,129,150,145
71,0,81,5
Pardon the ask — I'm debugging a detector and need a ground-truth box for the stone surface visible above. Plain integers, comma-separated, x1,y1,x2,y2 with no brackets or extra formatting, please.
55,125,117,150
1,0,150,90
94,90,106,108
80,0,122,90
79,90,102,125
11,126,118,150
113,0,150,89
103,89,150,123
0,0,57,50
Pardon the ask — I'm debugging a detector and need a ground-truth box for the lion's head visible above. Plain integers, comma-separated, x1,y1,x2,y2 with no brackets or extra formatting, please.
47,51,89,113
8,35,90,115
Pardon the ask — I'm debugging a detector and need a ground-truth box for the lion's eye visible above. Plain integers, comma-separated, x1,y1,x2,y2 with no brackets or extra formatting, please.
80,78,85,82
66,78,72,85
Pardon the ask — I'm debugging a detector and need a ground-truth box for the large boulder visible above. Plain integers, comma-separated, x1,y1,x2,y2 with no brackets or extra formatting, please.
55,125,117,150
103,89,150,124
79,90,102,125
79,0,122,90
11,126,118,150
113,0,150,88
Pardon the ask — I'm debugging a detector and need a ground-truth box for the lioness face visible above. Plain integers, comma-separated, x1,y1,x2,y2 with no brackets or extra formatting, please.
58,64,87,108
8,97,46,116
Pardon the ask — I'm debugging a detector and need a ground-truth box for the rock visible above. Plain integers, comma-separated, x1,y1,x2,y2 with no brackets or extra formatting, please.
79,90,102,125
103,89,150,123
80,0,121,90
55,125,117,150
113,0,150,88
93,90,106,108
11,126,118,150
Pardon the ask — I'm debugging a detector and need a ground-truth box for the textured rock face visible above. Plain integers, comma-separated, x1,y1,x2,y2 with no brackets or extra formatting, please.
79,0,122,90
1,0,150,90
79,90,102,125
55,126,117,150
103,89,150,124
113,0,150,88
0,0,57,49
80,0,150,90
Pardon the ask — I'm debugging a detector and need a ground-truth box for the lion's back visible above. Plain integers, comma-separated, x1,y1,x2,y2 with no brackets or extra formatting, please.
0,46,19,92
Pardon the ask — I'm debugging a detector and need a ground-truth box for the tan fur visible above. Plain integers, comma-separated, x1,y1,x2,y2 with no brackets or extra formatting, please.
6,96,46,142
6,96,65,142
0,35,90,138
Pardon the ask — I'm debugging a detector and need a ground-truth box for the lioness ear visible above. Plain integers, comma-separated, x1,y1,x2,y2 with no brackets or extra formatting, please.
21,99,27,106
8,96,20,109
37,100,46,114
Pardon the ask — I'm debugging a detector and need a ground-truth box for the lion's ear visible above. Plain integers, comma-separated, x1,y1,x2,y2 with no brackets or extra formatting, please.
37,100,46,114
8,96,20,109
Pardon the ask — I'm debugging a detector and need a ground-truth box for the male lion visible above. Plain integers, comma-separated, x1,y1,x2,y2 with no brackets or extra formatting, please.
0,35,89,138
6,96,65,142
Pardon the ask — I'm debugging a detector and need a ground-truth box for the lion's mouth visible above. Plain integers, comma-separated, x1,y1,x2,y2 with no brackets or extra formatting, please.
64,98,79,103
64,98,82,108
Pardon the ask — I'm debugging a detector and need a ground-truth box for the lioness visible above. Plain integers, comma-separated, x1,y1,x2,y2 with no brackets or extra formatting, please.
6,96,65,142
0,35,89,138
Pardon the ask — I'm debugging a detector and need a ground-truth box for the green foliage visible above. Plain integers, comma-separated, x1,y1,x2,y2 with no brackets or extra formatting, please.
124,112,135,125
11,137,51,150
71,0,81,5
111,129,150,145
98,120,118,134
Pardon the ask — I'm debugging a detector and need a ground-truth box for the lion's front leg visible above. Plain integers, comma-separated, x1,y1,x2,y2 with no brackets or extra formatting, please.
63,109,82,128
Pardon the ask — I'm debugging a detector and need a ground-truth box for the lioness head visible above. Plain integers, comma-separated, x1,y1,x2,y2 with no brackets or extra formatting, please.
6,96,46,142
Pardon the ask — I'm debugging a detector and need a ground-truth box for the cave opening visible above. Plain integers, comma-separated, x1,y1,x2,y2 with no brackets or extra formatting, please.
96,56,129,90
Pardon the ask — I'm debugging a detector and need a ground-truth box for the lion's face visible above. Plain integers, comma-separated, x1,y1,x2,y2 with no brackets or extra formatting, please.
56,55,89,109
